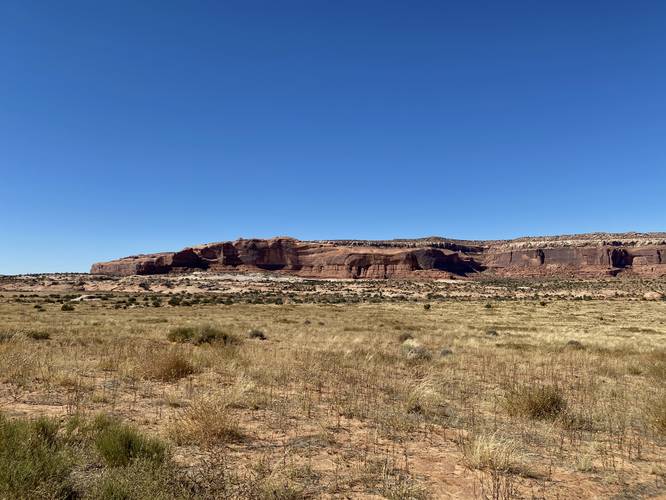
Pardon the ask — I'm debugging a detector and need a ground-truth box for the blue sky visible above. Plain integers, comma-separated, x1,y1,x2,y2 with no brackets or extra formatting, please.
1,1,665,274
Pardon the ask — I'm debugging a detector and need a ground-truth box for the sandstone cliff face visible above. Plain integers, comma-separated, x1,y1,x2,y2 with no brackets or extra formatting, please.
90,233,666,279
483,246,666,277
90,253,175,276
481,234,666,277
91,238,481,278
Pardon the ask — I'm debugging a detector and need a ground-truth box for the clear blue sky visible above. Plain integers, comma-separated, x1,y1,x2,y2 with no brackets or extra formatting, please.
2,1,665,274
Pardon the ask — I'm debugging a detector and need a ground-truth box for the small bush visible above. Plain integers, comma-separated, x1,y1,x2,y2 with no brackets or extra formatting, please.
0,330,50,342
405,378,447,417
565,340,584,350
166,326,196,343
505,385,566,420
401,340,432,362
145,349,195,382
26,330,50,341
95,420,167,467
0,414,75,498
170,395,243,447
89,461,184,500
463,432,526,474
423,304,431,311
61,303,75,312
247,329,267,340
32,417,59,447
167,325,241,346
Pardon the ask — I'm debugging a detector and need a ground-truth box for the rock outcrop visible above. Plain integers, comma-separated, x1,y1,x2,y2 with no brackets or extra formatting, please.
482,233,666,278
91,233,666,279
91,237,482,279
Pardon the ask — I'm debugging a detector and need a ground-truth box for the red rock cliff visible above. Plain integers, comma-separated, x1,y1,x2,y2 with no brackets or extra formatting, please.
90,233,666,279
90,237,481,278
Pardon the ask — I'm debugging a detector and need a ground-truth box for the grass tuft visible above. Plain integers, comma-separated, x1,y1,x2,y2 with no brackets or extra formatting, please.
167,324,241,346
170,395,243,447
0,332,16,343
505,385,566,420
565,340,585,350
144,349,196,382
463,432,527,475
26,330,51,341
247,329,267,340
649,396,666,435
401,340,432,362
94,418,167,467
0,414,74,499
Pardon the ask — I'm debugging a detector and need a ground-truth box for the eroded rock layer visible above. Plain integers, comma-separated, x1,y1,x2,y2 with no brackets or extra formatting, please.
91,233,666,279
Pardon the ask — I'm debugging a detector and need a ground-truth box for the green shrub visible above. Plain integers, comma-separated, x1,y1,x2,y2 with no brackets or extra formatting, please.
32,416,59,447
505,385,566,420
95,420,167,467
167,325,240,346
166,326,196,343
89,461,183,500
61,303,75,312
0,414,75,499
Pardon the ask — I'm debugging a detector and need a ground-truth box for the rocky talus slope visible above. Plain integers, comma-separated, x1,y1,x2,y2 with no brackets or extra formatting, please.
91,233,666,279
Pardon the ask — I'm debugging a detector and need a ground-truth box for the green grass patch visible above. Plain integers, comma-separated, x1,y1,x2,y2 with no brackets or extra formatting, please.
94,418,167,467
0,414,75,499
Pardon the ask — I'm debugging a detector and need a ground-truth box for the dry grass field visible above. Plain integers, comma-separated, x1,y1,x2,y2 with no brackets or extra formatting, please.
0,276,665,499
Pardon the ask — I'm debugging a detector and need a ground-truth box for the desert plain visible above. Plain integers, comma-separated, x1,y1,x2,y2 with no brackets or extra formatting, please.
0,271,665,499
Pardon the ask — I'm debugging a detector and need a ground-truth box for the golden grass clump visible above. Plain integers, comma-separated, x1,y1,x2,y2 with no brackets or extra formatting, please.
169,394,243,446
0,342,37,385
463,432,527,474
400,339,432,361
404,377,447,417
142,348,196,382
